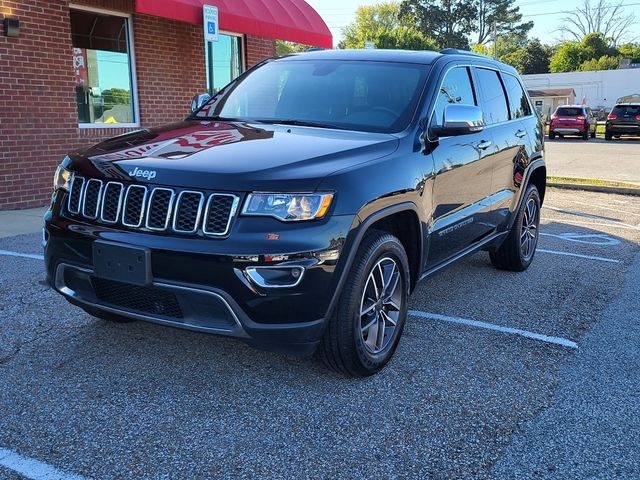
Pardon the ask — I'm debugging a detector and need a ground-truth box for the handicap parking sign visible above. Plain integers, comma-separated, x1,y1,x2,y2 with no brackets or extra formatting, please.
203,5,219,42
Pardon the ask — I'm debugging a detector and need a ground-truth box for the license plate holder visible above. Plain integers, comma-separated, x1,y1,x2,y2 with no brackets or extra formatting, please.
92,240,152,286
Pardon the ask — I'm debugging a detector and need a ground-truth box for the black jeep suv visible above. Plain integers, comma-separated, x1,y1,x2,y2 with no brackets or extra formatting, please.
45,49,545,376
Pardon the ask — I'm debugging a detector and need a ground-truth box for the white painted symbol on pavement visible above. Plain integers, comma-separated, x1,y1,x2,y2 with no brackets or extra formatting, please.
540,232,621,246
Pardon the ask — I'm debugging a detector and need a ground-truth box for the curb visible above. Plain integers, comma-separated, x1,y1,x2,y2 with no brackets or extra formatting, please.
548,182,640,196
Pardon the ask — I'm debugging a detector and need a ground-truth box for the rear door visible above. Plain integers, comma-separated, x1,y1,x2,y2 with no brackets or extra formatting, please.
426,65,497,267
475,69,534,230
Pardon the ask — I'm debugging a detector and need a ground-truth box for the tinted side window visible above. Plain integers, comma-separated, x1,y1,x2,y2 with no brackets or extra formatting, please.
503,73,532,119
556,107,582,116
432,67,476,127
476,68,509,125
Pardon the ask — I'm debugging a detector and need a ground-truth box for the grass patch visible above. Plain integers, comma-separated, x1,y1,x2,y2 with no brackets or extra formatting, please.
548,176,640,189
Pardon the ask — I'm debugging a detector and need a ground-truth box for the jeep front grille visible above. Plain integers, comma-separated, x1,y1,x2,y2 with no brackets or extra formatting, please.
66,176,239,237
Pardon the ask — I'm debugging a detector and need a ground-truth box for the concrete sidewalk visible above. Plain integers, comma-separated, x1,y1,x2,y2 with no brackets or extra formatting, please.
0,207,47,239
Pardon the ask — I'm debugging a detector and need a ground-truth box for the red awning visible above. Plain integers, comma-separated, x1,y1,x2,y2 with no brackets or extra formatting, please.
135,0,332,48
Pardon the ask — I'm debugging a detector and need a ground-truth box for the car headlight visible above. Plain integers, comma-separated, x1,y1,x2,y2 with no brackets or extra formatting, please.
242,193,333,221
53,165,74,191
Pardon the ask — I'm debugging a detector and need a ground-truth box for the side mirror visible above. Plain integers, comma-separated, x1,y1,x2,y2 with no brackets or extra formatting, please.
431,104,484,137
190,93,212,113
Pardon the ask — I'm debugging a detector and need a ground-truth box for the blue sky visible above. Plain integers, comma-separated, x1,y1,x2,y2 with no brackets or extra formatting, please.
306,0,640,47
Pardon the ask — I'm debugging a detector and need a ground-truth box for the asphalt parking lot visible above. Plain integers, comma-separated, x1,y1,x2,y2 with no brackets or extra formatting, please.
1,188,639,479
545,136,640,184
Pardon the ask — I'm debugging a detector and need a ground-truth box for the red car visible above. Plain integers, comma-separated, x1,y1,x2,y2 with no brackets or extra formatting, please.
549,105,597,140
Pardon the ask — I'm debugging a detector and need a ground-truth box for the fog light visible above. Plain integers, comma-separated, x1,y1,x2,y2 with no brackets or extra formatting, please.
245,266,305,288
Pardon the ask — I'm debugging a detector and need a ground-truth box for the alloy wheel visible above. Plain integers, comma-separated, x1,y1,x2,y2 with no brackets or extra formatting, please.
359,257,403,354
520,197,539,261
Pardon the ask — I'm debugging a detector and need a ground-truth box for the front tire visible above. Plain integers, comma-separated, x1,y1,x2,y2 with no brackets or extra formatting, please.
490,184,541,272
605,132,613,141
317,231,410,377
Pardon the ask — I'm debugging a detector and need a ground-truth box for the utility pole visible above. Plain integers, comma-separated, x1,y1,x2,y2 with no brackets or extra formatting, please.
493,20,498,59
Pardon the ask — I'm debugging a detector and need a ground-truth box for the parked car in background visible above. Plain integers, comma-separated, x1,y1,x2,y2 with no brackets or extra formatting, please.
548,105,597,140
605,103,640,141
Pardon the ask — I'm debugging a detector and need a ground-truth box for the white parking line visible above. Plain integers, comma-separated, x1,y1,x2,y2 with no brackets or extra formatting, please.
548,200,640,218
541,217,640,231
0,448,90,480
0,250,44,260
409,310,578,349
537,248,621,264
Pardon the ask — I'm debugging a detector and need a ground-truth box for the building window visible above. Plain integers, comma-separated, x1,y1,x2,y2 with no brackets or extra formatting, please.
70,8,137,127
206,33,244,94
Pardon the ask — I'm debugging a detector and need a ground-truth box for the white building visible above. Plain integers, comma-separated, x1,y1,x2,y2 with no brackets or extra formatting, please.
522,69,640,118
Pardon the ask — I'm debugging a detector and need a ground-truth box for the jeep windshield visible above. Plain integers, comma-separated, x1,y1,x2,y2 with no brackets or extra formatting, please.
194,60,430,134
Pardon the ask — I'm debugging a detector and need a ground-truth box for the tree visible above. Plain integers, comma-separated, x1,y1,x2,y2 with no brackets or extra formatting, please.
580,32,618,58
343,2,437,50
500,39,552,74
401,0,477,50
102,88,130,108
618,42,640,59
276,41,310,56
579,55,620,70
476,0,533,46
558,0,636,46
549,42,584,72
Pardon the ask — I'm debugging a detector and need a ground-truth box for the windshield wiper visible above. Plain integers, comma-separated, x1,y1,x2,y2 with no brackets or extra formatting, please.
256,119,349,130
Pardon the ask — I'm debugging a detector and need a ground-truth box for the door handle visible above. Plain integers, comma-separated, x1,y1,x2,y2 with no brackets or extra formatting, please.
515,129,527,138
477,140,493,150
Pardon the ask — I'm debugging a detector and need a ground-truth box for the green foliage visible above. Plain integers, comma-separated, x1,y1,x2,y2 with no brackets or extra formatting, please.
618,43,640,60
102,88,130,108
549,34,621,72
579,55,620,71
580,33,617,59
549,42,583,72
276,41,311,56
343,2,437,50
400,0,477,50
500,39,552,74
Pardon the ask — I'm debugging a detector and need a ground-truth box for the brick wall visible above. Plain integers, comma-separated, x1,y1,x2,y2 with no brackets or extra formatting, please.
0,1,276,210
246,35,277,69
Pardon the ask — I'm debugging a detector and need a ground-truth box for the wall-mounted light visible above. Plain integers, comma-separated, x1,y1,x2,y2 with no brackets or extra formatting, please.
3,17,19,37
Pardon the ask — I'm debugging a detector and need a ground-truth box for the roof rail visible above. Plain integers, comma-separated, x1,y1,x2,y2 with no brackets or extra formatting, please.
440,48,494,60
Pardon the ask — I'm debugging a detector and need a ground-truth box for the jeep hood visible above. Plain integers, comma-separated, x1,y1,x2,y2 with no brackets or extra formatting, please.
69,120,399,192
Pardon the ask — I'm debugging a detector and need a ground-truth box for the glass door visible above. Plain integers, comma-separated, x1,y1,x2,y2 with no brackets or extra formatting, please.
206,33,244,94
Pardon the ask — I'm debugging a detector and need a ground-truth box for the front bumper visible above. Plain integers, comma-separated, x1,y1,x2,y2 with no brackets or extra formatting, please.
44,195,355,354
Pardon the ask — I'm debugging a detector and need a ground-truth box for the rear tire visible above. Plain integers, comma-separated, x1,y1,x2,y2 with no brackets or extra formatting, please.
81,305,136,323
582,129,589,140
548,131,555,140
605,132,613,141
490,184,541,272
317,230,410,377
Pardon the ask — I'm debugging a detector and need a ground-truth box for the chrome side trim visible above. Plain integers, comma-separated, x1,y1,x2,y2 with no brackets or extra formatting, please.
145,188,175,231
99,181,125,224
122,184,148,228
245,266,306,289
203,194,240,236
81,179,104,220
54,263,244,334
172,190,205,234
